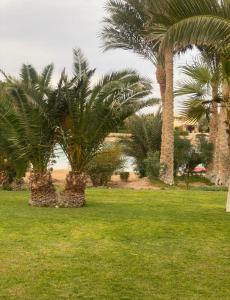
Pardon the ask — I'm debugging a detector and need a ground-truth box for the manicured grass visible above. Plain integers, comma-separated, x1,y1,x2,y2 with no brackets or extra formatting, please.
0,189,230,299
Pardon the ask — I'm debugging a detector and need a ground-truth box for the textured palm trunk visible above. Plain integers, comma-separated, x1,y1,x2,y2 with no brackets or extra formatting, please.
216,83,230,186
59,172,87,208
156,64,166,158
215,106,230,185
11,178,24,191
227,180,230,212
0,171,6,187
159,49,174,185
206,81,219,182
29,171,58,207
156,64,166,105
225,80,230,212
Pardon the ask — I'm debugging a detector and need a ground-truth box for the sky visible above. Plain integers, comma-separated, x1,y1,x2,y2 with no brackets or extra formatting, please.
0,0,197,98
0,0,198,168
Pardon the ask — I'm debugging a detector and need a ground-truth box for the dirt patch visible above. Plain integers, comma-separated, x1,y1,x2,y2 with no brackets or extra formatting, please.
109,174,160,190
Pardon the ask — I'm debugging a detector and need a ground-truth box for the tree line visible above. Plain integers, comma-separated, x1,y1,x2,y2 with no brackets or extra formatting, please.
0,0,230,211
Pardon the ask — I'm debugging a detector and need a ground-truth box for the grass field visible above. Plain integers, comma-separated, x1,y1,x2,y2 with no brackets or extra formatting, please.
0,189,230,300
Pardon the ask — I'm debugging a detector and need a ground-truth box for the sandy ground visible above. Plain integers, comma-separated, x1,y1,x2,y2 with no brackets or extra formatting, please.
25,170,206,189
110,174,159,190
31,170,158,190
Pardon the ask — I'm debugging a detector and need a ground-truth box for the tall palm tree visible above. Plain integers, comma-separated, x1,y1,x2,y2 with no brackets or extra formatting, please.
103,0,230,185
0,64,58,206
53,49,154,207
146,0,230,184
101,0,173,184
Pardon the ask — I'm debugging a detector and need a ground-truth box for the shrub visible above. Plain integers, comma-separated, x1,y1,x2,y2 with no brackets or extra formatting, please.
87,145,123,186
121,112,162,177
144,151,160,180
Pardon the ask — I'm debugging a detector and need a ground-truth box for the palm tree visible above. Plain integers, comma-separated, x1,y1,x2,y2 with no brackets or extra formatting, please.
54,49,154,207
121,111,162,177
101,0,173,184
146,0,230,184
221,57,230,211
175,53,221,182
0,131,28,190
0,64,58,206
103,0,230,185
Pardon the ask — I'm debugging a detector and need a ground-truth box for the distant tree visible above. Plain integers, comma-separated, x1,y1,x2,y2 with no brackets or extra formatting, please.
121,111,162,177
175,135,213,189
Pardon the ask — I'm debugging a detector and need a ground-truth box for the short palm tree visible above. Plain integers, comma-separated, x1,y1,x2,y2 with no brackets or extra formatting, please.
0,64,58,206
175,52,221,181
54,49,154,207
121,111,162,176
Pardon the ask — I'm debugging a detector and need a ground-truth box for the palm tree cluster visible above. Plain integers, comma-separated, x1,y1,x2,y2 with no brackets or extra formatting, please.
175,52,229,186
0,0,230,210
102,0,230,185
102,0,230,210
0,49,153,207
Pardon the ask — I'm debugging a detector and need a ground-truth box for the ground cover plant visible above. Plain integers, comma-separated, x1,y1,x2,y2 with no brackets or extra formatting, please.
0,189,230,299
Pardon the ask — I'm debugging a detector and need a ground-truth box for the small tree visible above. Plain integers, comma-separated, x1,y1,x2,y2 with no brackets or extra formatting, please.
86,144,123,187
121,111,162,177
175,135,213,189
144,151,161,181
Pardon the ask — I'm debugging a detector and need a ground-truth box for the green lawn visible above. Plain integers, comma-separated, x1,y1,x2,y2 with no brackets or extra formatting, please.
0,189,230,300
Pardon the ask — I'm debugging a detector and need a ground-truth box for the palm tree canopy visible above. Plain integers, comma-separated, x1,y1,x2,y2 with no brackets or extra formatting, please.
121,110,162,173
53,49,156,172
102,0,158,63
0,64,56,172
175,58,216,123
146,0,230,55
175,49,224,124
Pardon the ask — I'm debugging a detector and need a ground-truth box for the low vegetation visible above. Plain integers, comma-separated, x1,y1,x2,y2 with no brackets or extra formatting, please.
0,189,230,299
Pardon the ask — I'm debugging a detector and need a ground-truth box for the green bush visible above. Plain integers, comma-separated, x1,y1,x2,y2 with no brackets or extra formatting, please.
87,145,123,187
120,172,130,182
121,112,162,177
144,151,160,180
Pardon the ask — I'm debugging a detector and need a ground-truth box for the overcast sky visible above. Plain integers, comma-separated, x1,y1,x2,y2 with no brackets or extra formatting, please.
0,0,197,101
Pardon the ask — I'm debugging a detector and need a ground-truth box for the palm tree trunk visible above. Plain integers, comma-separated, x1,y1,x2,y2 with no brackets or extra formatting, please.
206,81,219,182
226,180,230,212
156,64,166,158
225,80,230,212
216,82,230,186
29,171,58,207
159,49,174,185
0,171,6,187
156,64,166,105
216,106,230,185
11,178,24,191
59,172,87,208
